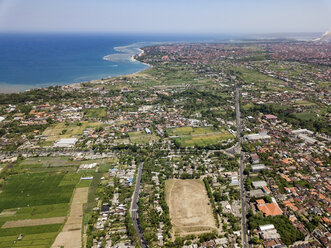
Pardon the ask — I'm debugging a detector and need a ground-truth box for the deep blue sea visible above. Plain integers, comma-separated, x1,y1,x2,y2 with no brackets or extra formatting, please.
0,33,235,93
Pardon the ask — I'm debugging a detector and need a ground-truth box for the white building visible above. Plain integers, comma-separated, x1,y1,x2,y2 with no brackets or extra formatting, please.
53,138,78,148
251,164,267,172
252,180,267,189
245,132,271,141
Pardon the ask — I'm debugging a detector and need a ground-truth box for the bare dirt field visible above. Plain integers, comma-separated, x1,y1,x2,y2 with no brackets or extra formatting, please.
165,179,217,236
2,216,65,228
51,187,88,248
0,209,16,217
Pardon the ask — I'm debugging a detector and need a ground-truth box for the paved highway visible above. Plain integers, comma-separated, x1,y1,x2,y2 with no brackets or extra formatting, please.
236,85,248,248
130,162,147,248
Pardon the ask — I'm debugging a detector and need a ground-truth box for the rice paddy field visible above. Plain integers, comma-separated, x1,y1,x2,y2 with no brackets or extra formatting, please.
0,173,74,247
167,126,233,147
0,157,102,248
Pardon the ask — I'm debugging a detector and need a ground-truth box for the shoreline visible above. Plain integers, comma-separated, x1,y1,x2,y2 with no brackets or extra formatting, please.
68,47,151,88
0,46,151,94
130,48,151,67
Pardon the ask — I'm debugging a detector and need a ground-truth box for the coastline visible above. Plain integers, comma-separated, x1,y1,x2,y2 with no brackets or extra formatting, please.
68,47,151,89
130,48,151,67
0,45,151,94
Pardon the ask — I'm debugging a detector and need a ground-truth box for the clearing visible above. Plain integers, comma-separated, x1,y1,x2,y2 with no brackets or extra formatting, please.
165,179,217,237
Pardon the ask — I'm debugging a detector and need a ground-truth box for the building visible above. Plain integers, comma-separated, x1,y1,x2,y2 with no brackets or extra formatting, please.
249,189,266,198
230,176,239,186
264,114,278,121
251,164,267,172
252,180,268,189
245,132,271,141
259,224,285,248
250,154,260,164
256,199,283,216
53,138,78,148
292,129,314,135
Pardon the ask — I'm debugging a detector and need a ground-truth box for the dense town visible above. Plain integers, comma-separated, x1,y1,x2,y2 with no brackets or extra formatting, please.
0,40,330,248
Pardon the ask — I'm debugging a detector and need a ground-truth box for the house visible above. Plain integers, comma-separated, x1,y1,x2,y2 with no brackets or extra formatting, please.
264,114,278,121
230,176,239,186
256,199,283,216
250,154,260,164
263,239,285,248
101,204,110,213
201,240,216,248
262,186,271,194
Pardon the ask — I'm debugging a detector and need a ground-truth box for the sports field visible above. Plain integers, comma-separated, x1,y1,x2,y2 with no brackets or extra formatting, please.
167,126,233,147
165,179,217,236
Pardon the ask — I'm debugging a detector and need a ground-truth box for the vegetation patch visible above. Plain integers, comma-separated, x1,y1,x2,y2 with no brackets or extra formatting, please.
168,126,233,147
84,108,107,118
128,131,159,144
295,111,316,120
42,121,104,142
248,214,304,245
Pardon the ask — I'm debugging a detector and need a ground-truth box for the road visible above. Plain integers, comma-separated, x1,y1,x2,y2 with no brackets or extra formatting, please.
235,85,248,248
130,162,147,248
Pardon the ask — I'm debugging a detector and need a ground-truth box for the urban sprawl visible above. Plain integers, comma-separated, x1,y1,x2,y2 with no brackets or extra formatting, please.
0,40,330,248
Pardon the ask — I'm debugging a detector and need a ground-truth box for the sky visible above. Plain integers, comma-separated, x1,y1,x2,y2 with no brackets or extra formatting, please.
0,0,330,34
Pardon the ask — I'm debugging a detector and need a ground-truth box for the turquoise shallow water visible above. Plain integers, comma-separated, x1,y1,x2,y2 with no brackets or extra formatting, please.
0,33,234,93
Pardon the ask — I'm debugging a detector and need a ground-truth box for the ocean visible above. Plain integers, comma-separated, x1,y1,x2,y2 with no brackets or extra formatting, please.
0,33,235,93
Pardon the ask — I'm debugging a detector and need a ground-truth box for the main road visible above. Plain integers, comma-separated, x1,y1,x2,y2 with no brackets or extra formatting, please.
235,84,248,248
130,162,147,248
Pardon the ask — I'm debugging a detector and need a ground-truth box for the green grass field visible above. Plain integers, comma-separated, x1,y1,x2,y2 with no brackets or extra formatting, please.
0,173,75,212
293,100,316,107
84,108,107,118
42,121,104,142
0,204,69,221
295,111,316,120
0,227,61,248
128,131,159,144
167,126,233,147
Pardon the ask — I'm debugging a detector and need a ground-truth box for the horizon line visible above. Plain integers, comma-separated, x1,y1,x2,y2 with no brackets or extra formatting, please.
0,30,325,35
